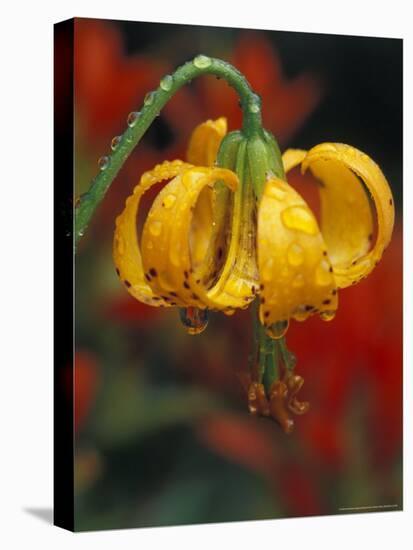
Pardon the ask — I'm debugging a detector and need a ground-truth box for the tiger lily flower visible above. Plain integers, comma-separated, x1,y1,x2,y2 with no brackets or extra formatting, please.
113,116,394,431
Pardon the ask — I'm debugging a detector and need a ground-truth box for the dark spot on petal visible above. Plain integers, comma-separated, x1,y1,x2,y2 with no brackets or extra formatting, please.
191,293,199,300
169,291,177,297
244,297,250,301
149,268,158,277
115,268,120,276
368,233,373,241
352,260,357,266
152,297,160,301
332,289,337,295
196,279,201,284
261,297,266,304
305,305,314,311
145,273,151,282
217,247,223,260
389,198,393,205
124,280,131,288
161,295,170,301
322,299,331,305
329,267,333,273
183,281,190,289
323,251,327,256
184,270,189,279
170,301,177,306
260,284,264,290
264,311,270,318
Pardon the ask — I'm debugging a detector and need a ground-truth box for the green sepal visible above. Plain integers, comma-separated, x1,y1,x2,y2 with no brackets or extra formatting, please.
263,129,285,180
216,130,244,170
246,129,284,200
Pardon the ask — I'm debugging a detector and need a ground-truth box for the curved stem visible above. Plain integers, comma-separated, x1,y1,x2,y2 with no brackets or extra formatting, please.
74,56,262,248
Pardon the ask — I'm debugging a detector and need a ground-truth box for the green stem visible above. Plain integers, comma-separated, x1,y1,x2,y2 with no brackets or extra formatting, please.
250,301,296,392
74,55,262,249
279,337,297,372
250,301,275,387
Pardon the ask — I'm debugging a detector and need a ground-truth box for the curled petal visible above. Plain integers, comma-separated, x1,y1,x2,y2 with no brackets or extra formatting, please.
113,160,193,307
186,117,227,166
283,143,395,288
258,176,338,326
186,118,228,276
282,148,307,173
206,140,260,310
141,166,241,310
187,117,227,286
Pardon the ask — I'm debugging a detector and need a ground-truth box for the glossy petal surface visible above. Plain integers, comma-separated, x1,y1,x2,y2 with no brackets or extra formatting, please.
258,177,338,325
141,167,241,310
113,160,193,306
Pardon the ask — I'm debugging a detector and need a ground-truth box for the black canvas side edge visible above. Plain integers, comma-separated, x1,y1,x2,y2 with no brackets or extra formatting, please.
53,18,75,532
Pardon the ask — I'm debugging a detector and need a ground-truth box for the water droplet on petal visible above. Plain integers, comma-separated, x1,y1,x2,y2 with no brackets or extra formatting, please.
180,307,209,335
149,220,162,236
281,205,318,235
98,156,110,171
111,135,122,151
127,111,140,127
193,54,212,69
287,243,304,266
160,74,173,91
266,185,286,201
320,310,336,322
144,91,156,106
266,319,289,340
163,194,176,209
315,260,333,286
292,305,310,322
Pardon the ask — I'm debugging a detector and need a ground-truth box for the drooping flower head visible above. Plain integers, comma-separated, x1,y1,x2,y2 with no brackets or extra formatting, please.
114,117,393,321
113,114,394,431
